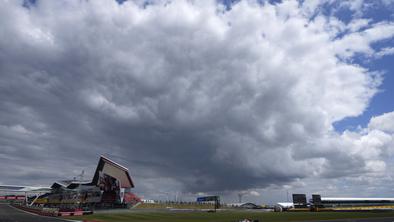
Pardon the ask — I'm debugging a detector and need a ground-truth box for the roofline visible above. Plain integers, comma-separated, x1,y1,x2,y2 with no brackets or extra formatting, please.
0,185,50,188
91,155,134,188
227,202,259,205
100,155,129,171
100,156,134,187
0,185,51,190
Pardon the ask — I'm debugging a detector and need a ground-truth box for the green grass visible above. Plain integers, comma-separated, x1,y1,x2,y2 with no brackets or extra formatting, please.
70,210,394,222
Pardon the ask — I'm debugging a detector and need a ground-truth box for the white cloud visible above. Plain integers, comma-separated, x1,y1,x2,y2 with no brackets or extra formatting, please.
369,112,394,133
375,47,394,58
347,18,372,32
249,190,260,196
0,0,393,199
333,22,394,58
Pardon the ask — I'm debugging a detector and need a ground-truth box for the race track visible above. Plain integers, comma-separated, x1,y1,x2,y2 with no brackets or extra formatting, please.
0,204,71,222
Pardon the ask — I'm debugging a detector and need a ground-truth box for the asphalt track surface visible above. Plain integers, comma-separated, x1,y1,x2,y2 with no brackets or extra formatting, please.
0,204,71,222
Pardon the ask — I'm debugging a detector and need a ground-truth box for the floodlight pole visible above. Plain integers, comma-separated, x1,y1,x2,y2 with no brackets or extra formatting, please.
287,190,289,202
214,196,220,212
238,193,245,203
215,199,217,212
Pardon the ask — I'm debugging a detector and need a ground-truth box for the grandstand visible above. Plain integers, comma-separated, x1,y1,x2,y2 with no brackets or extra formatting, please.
1,156,141,211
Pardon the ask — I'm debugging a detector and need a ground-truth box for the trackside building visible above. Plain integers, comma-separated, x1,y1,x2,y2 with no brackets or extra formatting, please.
287,194,394,211
33,156,140,209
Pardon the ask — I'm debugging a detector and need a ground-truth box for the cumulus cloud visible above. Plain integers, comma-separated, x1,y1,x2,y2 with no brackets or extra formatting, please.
0,0,394,199
333,21,394,58
375,47,394,58
369,112,394,133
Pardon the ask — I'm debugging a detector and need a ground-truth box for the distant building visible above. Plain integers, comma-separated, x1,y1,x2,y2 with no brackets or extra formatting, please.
311,195,394,208
277,193,394,211
141,199,156,204
227,202,263,209
274,202,294,211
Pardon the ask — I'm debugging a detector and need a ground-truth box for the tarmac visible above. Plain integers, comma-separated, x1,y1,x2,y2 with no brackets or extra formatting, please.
0,204,74,222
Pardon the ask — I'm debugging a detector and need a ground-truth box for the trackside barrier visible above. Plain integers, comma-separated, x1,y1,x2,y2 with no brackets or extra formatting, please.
13,205,58,217
58,210,92,216
12,205,93,217
332,205,394,211
58,210,93,217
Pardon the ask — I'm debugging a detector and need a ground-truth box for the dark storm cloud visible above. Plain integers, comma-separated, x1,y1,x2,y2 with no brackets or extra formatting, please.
0,0,393,197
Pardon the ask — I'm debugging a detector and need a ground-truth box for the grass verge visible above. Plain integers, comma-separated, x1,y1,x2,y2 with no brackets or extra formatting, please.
69,210,394,222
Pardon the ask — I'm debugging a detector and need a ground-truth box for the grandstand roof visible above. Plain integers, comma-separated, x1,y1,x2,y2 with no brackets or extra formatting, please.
91,156,134,188
50,180,91,189
0,185,51,192
50,156,134,190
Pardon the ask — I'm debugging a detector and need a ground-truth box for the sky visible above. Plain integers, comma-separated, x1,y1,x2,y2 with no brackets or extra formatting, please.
0,0,394,204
